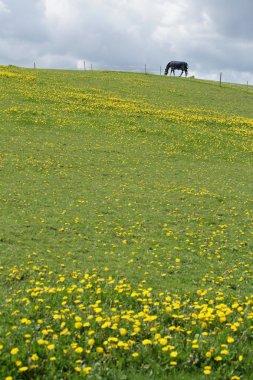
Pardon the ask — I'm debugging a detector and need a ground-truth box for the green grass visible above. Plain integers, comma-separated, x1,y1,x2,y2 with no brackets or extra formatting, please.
0,66,252,380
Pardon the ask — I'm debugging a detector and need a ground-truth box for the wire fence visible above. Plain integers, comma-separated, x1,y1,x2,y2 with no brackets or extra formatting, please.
81,63,252,87
32,61,252,88
82,62,163,75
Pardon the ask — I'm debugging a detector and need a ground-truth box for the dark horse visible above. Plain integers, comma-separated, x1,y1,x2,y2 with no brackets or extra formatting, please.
164,61,188,77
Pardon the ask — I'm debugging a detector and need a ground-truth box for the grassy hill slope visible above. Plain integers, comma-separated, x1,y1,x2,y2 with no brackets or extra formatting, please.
0,66,252,379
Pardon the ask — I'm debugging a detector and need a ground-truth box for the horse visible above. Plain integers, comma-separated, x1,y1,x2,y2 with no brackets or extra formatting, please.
164,61,188,77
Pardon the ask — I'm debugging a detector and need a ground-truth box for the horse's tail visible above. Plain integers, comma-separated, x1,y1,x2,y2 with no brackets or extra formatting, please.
184,62,188,76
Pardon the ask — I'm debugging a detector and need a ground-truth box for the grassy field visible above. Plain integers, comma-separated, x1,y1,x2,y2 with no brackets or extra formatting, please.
0,65,252,379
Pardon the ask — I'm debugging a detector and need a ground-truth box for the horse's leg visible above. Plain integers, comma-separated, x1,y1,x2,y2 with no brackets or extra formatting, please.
179,70,183,77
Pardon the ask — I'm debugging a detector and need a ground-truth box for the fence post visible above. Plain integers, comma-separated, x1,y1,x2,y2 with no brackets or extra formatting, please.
160,66,162,75
34,62,36,69
145,64,147,74
219,72,222,87
247,81,248,92
84,61,86,70
91,64,93,71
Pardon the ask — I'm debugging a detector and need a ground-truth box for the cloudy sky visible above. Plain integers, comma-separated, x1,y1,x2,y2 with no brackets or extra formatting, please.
1,0,253,83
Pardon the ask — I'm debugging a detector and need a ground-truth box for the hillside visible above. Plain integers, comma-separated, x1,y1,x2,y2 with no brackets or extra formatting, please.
0,66,252,379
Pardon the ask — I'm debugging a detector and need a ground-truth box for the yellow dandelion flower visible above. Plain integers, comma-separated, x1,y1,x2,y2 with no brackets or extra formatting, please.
227,337,234,343
75,347,83,354
170,351,178,358
31,354,39,361
159,338,168,346
82,367,92,374
20,318,31,325
11,348,19,355
132,352,139,357
19,367,28,372
60,328,70,336
204,366,212,375
101,321,111,329
142,339,152,345
119,328,127,336
96,347,104,353
47,344,55,350
37,339,46,345
108,337,118,342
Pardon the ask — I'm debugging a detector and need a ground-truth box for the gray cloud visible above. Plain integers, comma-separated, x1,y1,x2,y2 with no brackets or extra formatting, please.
0,0,253,83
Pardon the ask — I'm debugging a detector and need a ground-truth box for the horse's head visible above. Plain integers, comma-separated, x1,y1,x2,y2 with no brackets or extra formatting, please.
164,62,171,75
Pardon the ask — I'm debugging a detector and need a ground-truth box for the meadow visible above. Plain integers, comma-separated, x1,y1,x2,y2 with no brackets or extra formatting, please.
0,65,252,380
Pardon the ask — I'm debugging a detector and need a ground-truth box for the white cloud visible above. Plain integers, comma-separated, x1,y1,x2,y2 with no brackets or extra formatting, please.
0,0,253,83
0,0,9,13
44,0,80,28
